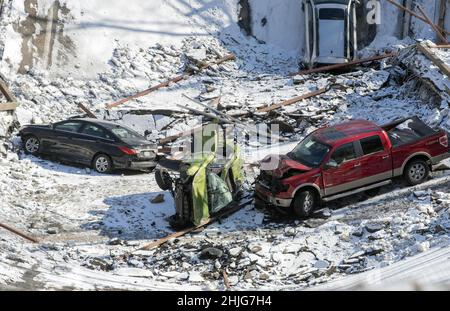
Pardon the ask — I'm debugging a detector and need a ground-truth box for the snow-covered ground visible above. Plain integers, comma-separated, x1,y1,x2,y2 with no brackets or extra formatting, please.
0,1,450,291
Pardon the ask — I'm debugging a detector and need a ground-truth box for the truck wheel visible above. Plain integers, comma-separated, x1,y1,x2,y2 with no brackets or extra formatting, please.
155,169,172,191
293,190,316,218
404,159,429,186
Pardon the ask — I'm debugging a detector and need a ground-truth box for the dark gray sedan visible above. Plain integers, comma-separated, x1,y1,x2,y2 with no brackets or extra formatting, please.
19,118,158,173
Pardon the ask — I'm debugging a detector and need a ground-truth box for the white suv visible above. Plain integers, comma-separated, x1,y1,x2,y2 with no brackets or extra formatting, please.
303,0,358,67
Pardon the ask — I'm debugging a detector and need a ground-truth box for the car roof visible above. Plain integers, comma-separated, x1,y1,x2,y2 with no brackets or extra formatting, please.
69,118,123,128
313,120,381,146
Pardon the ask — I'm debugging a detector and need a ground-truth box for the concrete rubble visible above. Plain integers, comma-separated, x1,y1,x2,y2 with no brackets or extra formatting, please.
0,2,450,291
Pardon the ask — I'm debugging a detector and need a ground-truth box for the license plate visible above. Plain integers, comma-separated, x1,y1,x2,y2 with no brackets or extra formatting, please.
142,151,151,157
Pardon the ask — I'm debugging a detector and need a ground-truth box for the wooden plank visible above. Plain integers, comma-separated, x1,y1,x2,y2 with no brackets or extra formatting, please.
417,43,450,78
417,6,449,44
222,270,231,289
0,221,39,243
402,0,413,39
137,196,253,251
432,44,450,49
438,0,447,43
106,54,236,109
256,87,330,113
76,102,97,119
290,53,396,76
0,80,17,102
0,101,19,111
386,0,450,36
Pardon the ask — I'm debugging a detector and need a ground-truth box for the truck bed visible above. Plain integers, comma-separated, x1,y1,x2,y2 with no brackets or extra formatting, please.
382,116,440,148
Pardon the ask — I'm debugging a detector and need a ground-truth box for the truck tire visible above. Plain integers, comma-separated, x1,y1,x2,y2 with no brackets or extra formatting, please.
404,159,429,186
293,190,316,218
155,169,172,191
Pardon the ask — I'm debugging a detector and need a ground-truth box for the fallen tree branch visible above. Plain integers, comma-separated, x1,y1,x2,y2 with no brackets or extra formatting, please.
290,53,396,76
385,0,450,36
417,6,449,44
106,54,236,109
0,221,39,243
256,87,330,113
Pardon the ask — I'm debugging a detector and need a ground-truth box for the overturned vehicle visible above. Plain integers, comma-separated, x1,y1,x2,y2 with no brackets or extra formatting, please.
155,124,245,229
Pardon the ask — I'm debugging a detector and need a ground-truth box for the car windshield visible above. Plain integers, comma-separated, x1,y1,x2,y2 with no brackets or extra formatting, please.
106,124,143,140
287,135,330,168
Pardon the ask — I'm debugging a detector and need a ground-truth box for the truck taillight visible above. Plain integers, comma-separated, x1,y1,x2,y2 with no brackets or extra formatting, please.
439,135,448,148
119,146,137,155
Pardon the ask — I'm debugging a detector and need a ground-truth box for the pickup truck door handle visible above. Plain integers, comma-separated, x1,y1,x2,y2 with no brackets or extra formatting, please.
382,155,390,159
354,163,361,168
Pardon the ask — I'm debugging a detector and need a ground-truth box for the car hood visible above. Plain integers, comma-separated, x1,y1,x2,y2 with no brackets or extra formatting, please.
260,154,312,177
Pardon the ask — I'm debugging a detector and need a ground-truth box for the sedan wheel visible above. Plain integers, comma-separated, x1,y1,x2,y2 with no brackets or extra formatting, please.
93,154,112,173
24,136,40,155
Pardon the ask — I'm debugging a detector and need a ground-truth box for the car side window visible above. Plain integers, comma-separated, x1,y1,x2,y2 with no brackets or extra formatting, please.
81,124,111,139
54,122,82,133
360,135,384,155
330,143,357,165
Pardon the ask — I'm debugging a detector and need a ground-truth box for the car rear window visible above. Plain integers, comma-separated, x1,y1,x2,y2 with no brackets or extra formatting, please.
360,136,384,155
319,8,345,20
54,122,82,133
331,143,357,165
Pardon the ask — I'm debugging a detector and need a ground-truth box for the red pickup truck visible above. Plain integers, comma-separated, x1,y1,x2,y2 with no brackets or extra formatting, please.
255,117,450,218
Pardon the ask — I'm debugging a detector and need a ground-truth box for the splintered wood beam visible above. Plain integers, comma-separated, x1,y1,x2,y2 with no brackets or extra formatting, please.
137,196,252,251
0,80,17,102
106,54,236,109
417,43,450,78
385,0,450,36
290,53,396,76
0,102,19,111
256,87,330,113
0,222,39,243
437,0,447,44
417,6,449,44
76,102,97,119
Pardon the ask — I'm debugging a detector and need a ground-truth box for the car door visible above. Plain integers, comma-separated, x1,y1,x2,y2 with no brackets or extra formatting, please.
71,123,115,165
322,141,362,196
356,135,392,185
50,121,84,158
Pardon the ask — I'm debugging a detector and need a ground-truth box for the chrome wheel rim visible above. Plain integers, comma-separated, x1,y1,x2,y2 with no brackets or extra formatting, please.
95,157,109,172
25,137,39,153
409,163,426,182
303,192,314,213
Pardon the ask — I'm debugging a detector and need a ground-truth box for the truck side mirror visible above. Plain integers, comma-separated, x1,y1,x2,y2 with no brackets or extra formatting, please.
325,159,339,170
